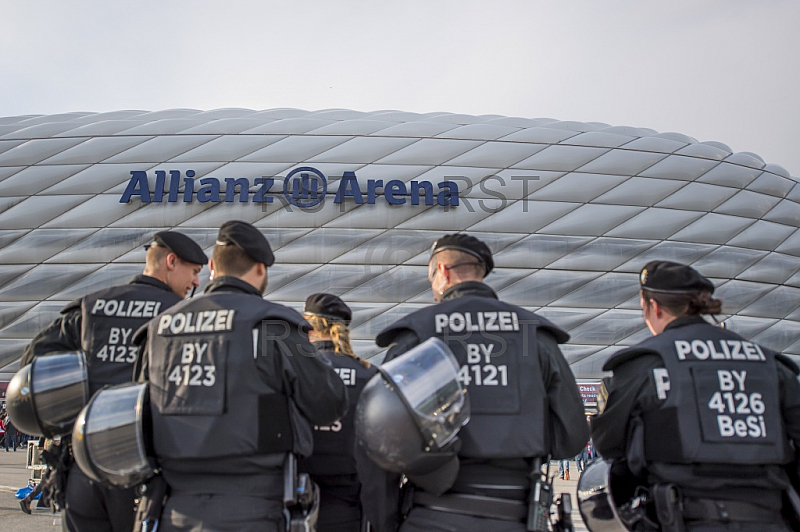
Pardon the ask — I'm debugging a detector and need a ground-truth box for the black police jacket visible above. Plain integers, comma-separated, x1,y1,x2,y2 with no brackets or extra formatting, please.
139,277,348,472
300,341,378,476
21,275,181,395
594,316,800,505
610,317,791,466
299,342,400,531
377,281,588,460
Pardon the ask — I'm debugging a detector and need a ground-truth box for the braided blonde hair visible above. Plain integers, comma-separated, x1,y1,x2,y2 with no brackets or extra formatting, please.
304,314,370,369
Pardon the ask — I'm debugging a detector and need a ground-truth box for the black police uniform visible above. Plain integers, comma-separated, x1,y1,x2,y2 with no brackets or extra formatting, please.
20,275,185,532
594,317,800,531
19,231,206,532
377,281,589,532
592,262,800,532
299,340,399,531
136,276,349,532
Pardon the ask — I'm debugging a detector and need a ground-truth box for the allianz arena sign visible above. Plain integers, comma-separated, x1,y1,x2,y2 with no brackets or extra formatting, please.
120,168,461,208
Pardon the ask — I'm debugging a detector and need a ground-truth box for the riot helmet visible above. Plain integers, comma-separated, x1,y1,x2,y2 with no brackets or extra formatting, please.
577,459,641,532
356,337,470,474
72,382,155,489
6,352,89,438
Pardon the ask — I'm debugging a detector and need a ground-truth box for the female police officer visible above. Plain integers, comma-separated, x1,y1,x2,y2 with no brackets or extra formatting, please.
591,260,800,531
300,293,399,531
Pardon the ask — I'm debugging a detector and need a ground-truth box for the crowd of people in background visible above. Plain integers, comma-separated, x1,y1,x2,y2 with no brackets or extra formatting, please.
0,411,30,452
557,426,597,480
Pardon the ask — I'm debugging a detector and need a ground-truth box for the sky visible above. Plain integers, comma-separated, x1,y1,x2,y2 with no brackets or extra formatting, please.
1,1,798,176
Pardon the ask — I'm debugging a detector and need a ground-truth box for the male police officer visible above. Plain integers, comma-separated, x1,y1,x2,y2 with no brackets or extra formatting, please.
300,293,400,531
135,220,348,532
20,230,207,532
374,233,588,532
591,261,800,531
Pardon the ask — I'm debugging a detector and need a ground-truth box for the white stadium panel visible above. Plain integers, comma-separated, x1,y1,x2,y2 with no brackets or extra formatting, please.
0,108,797,376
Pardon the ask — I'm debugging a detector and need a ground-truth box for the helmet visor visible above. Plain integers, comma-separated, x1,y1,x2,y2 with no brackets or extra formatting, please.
31,352,89,437
77,383,153,488
381,337,470,449
577,459,631,532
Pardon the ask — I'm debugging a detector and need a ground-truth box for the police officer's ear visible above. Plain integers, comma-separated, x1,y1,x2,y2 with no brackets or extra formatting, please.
439,262,452,282
208,258,216,280
431,261,451,286
642,295,662,317
165,252,178,271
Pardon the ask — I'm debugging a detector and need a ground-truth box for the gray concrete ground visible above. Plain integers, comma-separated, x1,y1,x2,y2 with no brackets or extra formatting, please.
0,443,63,531
551,460,590,532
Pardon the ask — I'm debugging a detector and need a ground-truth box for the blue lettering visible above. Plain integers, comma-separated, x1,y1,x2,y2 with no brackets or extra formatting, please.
253,178,274,203
437,181,459,207
167,170,184,202
197,178,221,203
153,170,166,202
284,167,326,208
120,171,151,203
334,171,364,204
224,178,250,203
367,179,383,204
410,180,433,205
293,173,319,201
183,177,195,202
119,168,458,207
385,180,406,205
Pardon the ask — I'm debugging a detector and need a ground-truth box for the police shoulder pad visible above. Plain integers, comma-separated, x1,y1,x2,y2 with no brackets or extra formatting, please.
776,353,800,375
602,346,663,372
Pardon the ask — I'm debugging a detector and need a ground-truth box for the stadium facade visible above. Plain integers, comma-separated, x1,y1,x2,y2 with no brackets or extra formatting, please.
0,108,798,385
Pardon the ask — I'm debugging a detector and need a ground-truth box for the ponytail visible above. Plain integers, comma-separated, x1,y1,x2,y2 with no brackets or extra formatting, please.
641,289,722,317
304,314,370,369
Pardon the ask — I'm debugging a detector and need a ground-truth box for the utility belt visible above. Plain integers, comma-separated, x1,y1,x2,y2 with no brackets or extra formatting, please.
135,455,320,532
299,454,357,477
682,497,781,523
411,458,573,532
412,491,528,522
649,484,782,532
161,467,284,495
411,465,532,522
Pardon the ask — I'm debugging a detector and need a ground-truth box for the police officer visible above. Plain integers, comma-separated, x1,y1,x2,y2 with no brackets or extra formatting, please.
20,230,207,532
374,233,589,532
591,260,800,531
299,293,400,532
135,220,349,532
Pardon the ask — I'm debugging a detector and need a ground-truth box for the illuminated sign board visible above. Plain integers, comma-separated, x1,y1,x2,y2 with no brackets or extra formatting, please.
578,381,601,406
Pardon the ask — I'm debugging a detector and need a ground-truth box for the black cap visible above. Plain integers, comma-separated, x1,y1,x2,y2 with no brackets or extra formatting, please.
215,220,275,266
144,231,207,265
430,233,494,276
640,260,715,294
304,293,352,324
